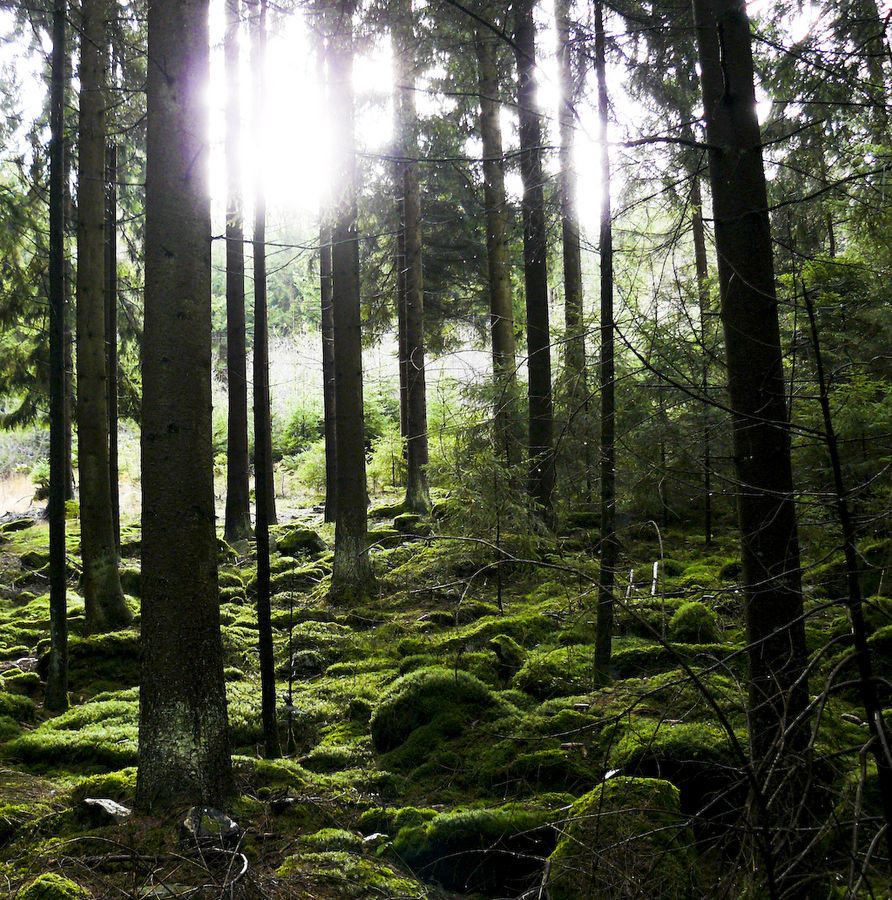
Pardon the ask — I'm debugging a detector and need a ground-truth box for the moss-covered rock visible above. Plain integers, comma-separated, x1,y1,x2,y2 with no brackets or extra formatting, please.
299,827,363,853
358,805,438,836
669,601,718,643
490,633,526,683
17,873,90,900
117,565,140,597
277,850,425,899
548,777,696,900
369,667,497,753
392,512,430,535
6,692,138,769
393,802,558,894
273,525,327,556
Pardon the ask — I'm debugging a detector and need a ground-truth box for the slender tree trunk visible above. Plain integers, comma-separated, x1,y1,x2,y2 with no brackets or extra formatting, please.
247,0,280,760
803,287,892,866
393,0,429,513
593,0,616,682
76,0,130,633
245,2,277,528
692,1,808,885
328,0,374,601
555,0,585,394
475,22,518,467
514,0,554,521
320,223,337,522
137,0,234,810
316,33,338,523
394,81,409,460
105,141,120,549
45,0,68,713
223,0,252,542
63,123,74,501
691,175,712,546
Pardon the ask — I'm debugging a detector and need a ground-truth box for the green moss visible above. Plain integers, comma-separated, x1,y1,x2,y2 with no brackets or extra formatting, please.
67,767,137,804
0,714,23,741
118,565,140,596
6,694,138,770
393,802,559,894
511,648,591,700
17,873,90,900
358,806,438,836
0,690,36,722
299,827,363,852
548,777,696,900
2,671,41,697
273,524,327,556
489,633,526,682
64,631,140,695
669,601,718,643
369,667,497,753
277,851,425,899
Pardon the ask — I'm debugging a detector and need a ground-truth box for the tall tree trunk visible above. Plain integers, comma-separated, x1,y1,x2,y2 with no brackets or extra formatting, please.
328,0,374,601
320,223,337,522
63,117,74,501
555,0,585,395
692,0,808,884
105,140,120,549
248,0,281,760
475,21,518,467
393,0,429,514
317,33,338,523
137,0,234,810
514,0,554,521
690,175,712,546
593,0,616,682
394,81,409,460
223,0,252,542
76,0,130,633
45,0,68,713
247,1,277,528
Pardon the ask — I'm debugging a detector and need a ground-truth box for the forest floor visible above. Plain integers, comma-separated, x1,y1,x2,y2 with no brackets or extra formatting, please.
0,490,889,899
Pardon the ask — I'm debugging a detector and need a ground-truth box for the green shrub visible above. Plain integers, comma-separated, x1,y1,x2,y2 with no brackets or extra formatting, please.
548,777,696,900
669,601,718,643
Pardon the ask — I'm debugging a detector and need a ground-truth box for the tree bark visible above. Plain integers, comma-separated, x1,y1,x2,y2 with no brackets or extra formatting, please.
328,0,375,601
514,0,554,521
320,223,337,522
593,0,616,683
105,140,120,550
137,0,234,810
690,175,712,546
223,0,252,542
45,0,68,713
555,0,585,395
393,0,429,514
692,1,808,879
475,21,518,467
76,0,130,633
248,0,280,760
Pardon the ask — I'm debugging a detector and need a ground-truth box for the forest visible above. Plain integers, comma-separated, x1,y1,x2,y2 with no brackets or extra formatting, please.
0,0,890,897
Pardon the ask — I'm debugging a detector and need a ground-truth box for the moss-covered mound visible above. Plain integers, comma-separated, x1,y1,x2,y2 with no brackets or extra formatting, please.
17,873,90,899
278,850,426,899
548,777,696,900
369,667,497,754
393,802,560,894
